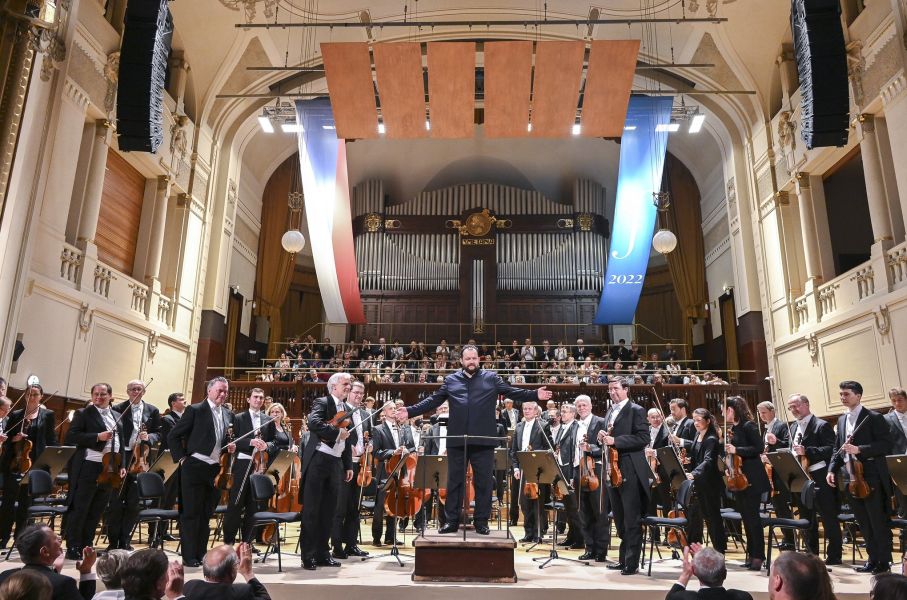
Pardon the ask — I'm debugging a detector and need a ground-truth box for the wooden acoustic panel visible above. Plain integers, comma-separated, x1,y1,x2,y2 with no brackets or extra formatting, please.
581,40,640,138
530,41,585,137
373,43,427,139
483,41,532,138
321,42,378,139
427,42,475,138
97,151,144,275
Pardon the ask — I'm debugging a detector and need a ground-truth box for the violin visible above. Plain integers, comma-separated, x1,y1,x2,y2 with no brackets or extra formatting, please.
603,424,623,488
723,425,749,492
129,423,150,474
794,433,812,477
356,431,373,487
215,426,236,491
579,434,599,491
252,428,268,475
666,506,688,549
648,446,661,487
329,410,354,429
843,433,872,499
97,447,123,487
11,417,33,474
764,441,777,497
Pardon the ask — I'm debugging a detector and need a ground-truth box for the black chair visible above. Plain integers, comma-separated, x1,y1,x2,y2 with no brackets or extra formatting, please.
3,470,68,560
129,472,180,551
837,507,863,564
247,474,301,572
210,504,230,546
640,479,694,576
764,481,814,569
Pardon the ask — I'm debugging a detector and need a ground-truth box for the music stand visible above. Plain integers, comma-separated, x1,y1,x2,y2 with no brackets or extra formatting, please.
517,450,588,569
656,447,687,492
414,455,448,538
29,446,76,484
494,447,511,532
365,454,414,566
766,451,811,495
150,450,181,484
887,455,907,495
266,450,297,478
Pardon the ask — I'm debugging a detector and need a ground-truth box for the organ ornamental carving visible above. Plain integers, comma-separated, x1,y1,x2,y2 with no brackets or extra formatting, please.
445,208,511,237
364,213,382,233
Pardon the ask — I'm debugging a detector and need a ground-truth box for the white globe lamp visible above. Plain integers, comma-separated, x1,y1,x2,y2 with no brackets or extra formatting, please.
281,229,306,254
652,229,678,254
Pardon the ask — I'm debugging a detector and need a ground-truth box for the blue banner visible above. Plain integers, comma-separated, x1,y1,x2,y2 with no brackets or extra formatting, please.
593,95,674,325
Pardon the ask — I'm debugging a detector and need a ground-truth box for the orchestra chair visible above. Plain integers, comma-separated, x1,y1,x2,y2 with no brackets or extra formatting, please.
3,470,68,561
640,479,694,576
764,481,813,570
836,506,863,565
209,504,230,547
129,472,180,553
247,474,301,573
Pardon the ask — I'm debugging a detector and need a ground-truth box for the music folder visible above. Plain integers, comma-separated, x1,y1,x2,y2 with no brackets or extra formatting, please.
767,450,810,494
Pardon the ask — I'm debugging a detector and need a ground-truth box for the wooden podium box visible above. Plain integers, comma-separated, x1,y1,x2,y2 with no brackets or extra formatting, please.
412,528,517,583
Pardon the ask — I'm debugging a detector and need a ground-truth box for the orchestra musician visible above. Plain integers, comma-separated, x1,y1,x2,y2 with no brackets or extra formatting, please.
395,345,550,536
371,403,415,546
597,377,652,576
886,387,907,551
551,403,582,548
64,382,127,560
422,402,450,529
331,381,370,559
787,393,842,565
575,394,609,562
155,392,186,544
644,408,671,540
298,373,353,571
108,380,162,550
827,380,893,574
0,383,56,547
685,408,726,553
511,402,551,543
501,398,520,430
268,403,297,454
669,398,697,451
167,376,236,567
756,400,795,550
223,388,275,547
724,396,769,571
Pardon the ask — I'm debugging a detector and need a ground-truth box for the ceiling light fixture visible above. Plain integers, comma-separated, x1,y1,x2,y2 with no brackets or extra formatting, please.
688,113,706,133
281,122,303,133
257,115,274,134
377,122,386,134
655,123,680,133
572,124,581,135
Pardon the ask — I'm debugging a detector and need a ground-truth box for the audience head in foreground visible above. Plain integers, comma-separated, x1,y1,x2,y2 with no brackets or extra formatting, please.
872,573,907,600
768,551,836,600
666,543,753,600
120,548,183,600
0,569,52,600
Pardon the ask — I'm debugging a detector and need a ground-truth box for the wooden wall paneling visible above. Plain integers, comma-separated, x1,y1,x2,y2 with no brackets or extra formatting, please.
98,151,145,275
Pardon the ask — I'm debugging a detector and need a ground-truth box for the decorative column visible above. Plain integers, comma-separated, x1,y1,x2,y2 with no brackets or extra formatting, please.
144,176,171,286
858,114,894,250
794,172,823,289
168,53,190,114
75,120,112,257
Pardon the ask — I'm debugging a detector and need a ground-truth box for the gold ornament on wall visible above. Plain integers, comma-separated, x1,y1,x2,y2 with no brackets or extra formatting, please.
364,213,383,233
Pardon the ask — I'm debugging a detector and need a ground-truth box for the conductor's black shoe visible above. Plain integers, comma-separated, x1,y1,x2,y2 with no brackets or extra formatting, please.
331,549,348,559
65,548,81,560
578,552,595,560
345,546,369,557
316,557,341,567
302,558,317,570
438,523,459,534
474,523,490,535
606,562,625,570
620,567,639,576
855,561,877,573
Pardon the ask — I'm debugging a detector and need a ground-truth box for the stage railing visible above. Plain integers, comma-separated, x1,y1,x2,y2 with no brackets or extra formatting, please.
225,381,765,423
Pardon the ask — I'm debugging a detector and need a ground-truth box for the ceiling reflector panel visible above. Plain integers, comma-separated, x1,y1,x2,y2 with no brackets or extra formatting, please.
530,41,586,137
483,41,533,138
320,42,378,139
427,42,475,138
581,40,641,138
373,42,428,139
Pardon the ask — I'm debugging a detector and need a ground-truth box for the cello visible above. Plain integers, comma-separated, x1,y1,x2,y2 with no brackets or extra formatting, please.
384,449,425,519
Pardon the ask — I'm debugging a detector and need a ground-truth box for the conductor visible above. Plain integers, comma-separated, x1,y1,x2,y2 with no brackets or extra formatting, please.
396,345,552,534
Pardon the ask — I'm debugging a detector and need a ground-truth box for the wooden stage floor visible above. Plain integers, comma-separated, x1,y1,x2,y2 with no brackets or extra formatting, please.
6,525,878,600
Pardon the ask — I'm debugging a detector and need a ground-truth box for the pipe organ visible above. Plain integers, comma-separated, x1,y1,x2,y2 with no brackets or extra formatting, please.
351,179,609,339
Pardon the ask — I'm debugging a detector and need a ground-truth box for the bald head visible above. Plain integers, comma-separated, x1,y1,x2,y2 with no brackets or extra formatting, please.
202,545,238,583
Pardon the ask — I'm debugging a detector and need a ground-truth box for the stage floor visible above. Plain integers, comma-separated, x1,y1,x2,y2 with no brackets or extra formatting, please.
9,527,877,600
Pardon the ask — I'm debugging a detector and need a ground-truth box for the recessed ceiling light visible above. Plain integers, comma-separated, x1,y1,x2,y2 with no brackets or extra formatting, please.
688,114,706,133
258,116,274,133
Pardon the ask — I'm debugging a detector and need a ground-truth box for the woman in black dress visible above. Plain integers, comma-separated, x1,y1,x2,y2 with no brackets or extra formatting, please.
725,395,770,570
685,408,726,553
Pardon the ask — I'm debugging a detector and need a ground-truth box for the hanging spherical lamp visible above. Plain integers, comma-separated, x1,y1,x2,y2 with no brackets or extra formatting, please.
281,229,306,254
652,229,678,254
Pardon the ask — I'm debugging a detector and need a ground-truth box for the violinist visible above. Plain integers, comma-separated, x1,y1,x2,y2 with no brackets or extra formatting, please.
107,380,161,551
885,388,907,550
575,395,609,562
827,380,893,574
298,373,353,571
668,398,697,451
371,403,415,546
596,377,651,576
787,393,841,565
155,392,187,545
551,403,582,549
724,396,769,571
223,388,275,547
685,408,726,554
756,400,795,551
331,380,370,559
0,383,56,548
268,403,298,453
644,408,670,542
64,382,127,560
511,402,550,544
167,376,236,567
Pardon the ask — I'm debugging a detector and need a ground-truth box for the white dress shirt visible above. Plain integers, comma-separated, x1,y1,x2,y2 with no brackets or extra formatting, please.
316,396,347,458
86,407,119,462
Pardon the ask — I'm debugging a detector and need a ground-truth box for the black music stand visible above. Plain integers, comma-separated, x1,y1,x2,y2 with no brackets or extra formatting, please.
414,455,448,538
364,454,414,566
494,447,511,532
887,455,907,495
150,450,180,484
767,451,811,495
30,446,76,484
266,450,297,478
517,450,587,568
656,447,687,492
